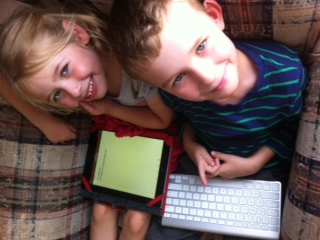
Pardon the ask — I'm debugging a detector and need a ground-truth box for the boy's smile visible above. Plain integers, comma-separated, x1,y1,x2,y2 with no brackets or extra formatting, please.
139,0,248,104
24,43,108,108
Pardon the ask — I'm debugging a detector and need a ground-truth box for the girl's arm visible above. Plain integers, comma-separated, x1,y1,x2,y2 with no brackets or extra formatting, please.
0,75,76,143
81,93,174,129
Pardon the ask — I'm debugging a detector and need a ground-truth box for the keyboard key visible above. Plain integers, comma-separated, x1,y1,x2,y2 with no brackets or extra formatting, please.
272,183,280,192
267,209,279,217
169,183,183,190
263,182,271,191
265,201,280,208
167,190,178,198
261,191,280,200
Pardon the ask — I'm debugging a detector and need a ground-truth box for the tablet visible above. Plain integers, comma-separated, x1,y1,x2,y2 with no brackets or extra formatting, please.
81,130,172,215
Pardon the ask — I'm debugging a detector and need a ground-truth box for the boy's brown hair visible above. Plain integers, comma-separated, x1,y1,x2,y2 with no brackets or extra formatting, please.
107,0,204,80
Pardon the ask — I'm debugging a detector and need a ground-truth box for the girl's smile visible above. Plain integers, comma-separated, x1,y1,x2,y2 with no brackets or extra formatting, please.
85,76,98,101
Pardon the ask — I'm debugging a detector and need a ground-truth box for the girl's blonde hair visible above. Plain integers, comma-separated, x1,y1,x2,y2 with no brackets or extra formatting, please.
0,6,111,113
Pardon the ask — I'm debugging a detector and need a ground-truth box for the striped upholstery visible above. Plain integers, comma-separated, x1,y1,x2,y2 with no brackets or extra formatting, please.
1,0,320,239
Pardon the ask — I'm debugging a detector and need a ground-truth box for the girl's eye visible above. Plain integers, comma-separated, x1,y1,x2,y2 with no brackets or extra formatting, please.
196,40,206,54
53,91,62,102
173,73,185,85
61,64,68,77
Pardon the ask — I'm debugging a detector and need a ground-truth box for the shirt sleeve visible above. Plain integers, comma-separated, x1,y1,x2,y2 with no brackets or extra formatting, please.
136,80,158,100
264,71,307,160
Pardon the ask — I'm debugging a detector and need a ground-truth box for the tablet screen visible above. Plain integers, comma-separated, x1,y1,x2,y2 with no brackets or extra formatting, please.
92,131,163,199
83,130,172,206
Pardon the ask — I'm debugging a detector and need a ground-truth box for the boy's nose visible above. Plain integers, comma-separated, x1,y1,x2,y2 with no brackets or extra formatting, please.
191,59,215,86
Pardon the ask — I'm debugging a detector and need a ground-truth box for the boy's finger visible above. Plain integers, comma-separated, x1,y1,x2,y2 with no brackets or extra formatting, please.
211,151,227,162
205,164,220,177
198,165,208,186
213,157,221,167
202,153,215,166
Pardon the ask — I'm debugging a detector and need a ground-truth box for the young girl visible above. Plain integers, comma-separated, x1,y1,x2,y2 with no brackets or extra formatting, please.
0,7,174,240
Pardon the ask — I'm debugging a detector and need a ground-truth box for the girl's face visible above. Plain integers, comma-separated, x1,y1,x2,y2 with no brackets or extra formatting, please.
23,42,108,109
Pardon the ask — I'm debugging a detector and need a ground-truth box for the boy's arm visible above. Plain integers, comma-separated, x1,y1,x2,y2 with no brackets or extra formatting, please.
80,93,174,129
0,76,76,143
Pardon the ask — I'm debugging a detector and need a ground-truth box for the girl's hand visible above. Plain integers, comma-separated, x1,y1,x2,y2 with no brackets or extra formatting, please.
80,97,114,115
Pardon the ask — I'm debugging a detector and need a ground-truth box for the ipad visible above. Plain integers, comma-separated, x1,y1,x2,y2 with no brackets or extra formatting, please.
81,130,172,215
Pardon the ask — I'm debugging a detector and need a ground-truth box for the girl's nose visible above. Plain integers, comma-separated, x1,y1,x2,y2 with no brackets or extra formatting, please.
64,79,82,98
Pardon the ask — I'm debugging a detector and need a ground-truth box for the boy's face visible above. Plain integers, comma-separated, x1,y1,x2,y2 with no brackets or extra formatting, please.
140,0,240,103
23,42,108,109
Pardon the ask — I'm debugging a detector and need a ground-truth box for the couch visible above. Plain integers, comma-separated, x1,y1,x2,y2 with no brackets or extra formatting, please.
0,0,319,239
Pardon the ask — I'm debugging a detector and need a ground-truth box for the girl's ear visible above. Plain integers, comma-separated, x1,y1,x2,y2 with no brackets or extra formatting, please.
62,20,90,45
203,0,225,30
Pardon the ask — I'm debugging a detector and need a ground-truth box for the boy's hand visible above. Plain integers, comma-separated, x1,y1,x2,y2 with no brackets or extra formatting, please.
197,150,221,186
211,147,275,179
210,152,259,179
185,142,220,185
182,124,220,185
38,115,76,144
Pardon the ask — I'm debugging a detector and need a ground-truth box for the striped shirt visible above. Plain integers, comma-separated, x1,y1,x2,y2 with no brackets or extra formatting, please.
160,40,307,166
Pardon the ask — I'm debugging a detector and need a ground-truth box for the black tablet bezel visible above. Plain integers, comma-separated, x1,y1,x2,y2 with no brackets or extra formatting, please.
82,130,172,208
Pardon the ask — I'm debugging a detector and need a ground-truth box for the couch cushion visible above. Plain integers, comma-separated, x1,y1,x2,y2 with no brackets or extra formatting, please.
0,96,92,240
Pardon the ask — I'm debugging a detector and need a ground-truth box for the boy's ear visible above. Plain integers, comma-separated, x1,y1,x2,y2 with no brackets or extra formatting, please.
203,0,225,30
62,20,90,45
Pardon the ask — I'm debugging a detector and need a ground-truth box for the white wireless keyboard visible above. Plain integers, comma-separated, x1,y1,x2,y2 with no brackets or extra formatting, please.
162,174,281,240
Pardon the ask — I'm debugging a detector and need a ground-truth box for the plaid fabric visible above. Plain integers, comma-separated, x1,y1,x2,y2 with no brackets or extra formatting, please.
0,96,92,240
2,0,320,239
220,0,320,60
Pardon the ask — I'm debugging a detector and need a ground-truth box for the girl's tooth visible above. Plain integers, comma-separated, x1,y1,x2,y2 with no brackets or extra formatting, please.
87,78,93,97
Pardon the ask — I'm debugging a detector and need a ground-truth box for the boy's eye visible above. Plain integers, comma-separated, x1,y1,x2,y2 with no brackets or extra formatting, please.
173,73,185,85
196,40,206,53
53,91,62,102
61,64,69,77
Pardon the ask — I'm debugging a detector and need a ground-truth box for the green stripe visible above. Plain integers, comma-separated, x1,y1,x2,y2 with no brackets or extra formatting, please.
260,55,284,66
264,67,297,78
259,79,299,91
243,43,300,61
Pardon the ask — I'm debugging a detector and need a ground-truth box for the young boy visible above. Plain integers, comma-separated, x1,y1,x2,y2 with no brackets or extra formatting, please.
107,0,307,239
